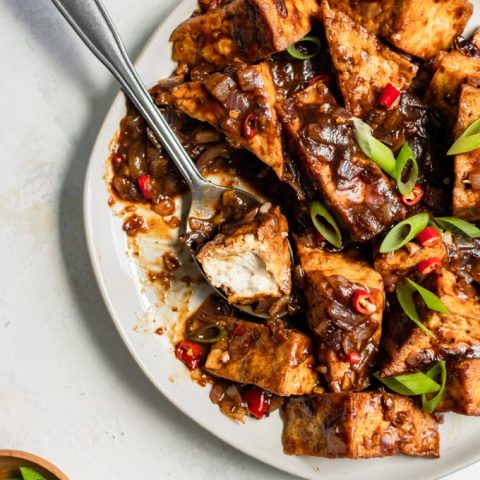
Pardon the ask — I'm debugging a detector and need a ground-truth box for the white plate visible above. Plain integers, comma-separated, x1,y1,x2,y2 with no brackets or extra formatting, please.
84,2,480,478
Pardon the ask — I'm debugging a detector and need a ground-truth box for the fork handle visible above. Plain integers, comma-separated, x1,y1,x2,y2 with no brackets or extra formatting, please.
50,0,207,192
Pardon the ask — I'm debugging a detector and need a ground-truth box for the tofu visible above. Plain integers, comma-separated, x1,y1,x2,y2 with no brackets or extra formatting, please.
205,317,317,396
386,0,473,61
276,82,405,242
380,268,480,377
438,359,480,416
453,84,480,221
171,62,286,179
374,240,448,292
425,51,480,121
322,1,418,117
170,0,319,67
197,205,291,305
281,392,440,458
296,240,384,392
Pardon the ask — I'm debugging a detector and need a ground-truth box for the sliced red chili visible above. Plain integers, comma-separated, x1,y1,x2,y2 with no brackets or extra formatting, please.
352,290,377,315
417,257,443,275
416,226,442,248
308,74,331,88
112,154,123,168
378,83,401,109
175,340,205,370
242,386,269,419
138,175,154,200
347,352,361,365
400,184,424,206
243,112,257,139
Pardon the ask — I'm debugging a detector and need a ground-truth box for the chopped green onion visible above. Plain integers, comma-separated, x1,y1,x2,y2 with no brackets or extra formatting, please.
286,36,322,60
396,279,435,337
185,324,227,344
447,118,480,155
352,118,396,177
434,216,480,238
395,143,419,195
422,361,447,413
19,468,48,480
379,213,429,254
406,278,449,314
309,201,342,248
373,371,441,396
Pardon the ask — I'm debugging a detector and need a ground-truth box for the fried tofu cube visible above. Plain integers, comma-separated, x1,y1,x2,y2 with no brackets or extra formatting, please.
374,240,448,292
322,1,418,117
205,317,317,396
453,84,480,221
171,62,286,179
197,204,291,305
277,82,405,242
438,359,480,416
296,240,384,392
425,51,480,121
380,268,480,377
281,392,440,458
170,0,319,67
386,0,472,61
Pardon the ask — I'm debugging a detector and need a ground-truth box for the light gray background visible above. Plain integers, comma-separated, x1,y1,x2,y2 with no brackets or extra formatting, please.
0,0,478,478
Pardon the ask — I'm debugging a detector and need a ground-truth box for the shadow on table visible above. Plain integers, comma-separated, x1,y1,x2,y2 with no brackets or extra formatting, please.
6,0,298,478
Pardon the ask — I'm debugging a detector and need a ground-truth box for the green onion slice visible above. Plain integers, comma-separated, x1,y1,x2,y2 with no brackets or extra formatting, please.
309,201,343,248
373,371,441,396
19,467,48,480
406,278,449,314
185,324,227,344
434,216,480,238
395,143,419,195
379,213,429,254
352,118,397,177
422,361,447,413
447,118,480,155
286,36,322,60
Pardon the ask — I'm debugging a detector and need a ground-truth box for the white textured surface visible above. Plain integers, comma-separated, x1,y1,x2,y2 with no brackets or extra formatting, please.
0,0,479,479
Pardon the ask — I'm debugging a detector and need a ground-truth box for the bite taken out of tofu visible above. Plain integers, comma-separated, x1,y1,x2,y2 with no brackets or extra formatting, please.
296,239,384,392
276,82,405,243
170,0,319,68
205,316,318,396
281,392,440,458
170,62,286,179
321,0,418,117
197,204,291,305
452,84,480,221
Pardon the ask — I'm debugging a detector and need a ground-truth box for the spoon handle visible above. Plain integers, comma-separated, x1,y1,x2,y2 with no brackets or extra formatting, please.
51,0,207,192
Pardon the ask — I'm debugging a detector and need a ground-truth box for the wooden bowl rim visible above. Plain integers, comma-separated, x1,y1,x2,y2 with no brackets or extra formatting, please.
0,450,68,480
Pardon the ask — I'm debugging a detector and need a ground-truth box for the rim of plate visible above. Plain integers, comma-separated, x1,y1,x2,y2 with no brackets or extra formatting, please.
83,1,480,479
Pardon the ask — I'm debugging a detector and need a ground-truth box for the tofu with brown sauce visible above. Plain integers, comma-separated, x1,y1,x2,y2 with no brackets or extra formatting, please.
296,240,384,392
438,359,480,416
425,50,480,121
380,268,480,377
453,84,480,221
281,392,440,458
171,62,286,179
197,204,291,305
322,1,418,117
375,240,448,292
170,0,319,67
276,82,405,242
205,317,317,396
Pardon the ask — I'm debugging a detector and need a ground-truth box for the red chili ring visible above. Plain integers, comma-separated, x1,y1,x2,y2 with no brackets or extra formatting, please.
175,340,205,370
347,352,361,365
400,184,424,207
243,112,257,139
416,226,442,247
138,175,154,200
352,290,378,315
417,257,442,275
378,83,401,109
242,386,269,419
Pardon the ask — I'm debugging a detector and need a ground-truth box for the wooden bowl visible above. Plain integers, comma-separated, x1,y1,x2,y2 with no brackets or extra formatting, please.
0,450,68,480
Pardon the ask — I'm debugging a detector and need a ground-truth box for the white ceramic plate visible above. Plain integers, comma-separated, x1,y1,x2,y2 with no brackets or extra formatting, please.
84,2,480,478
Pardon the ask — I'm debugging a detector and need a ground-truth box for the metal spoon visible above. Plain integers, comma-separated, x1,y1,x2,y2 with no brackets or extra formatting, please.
51,0,285,318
